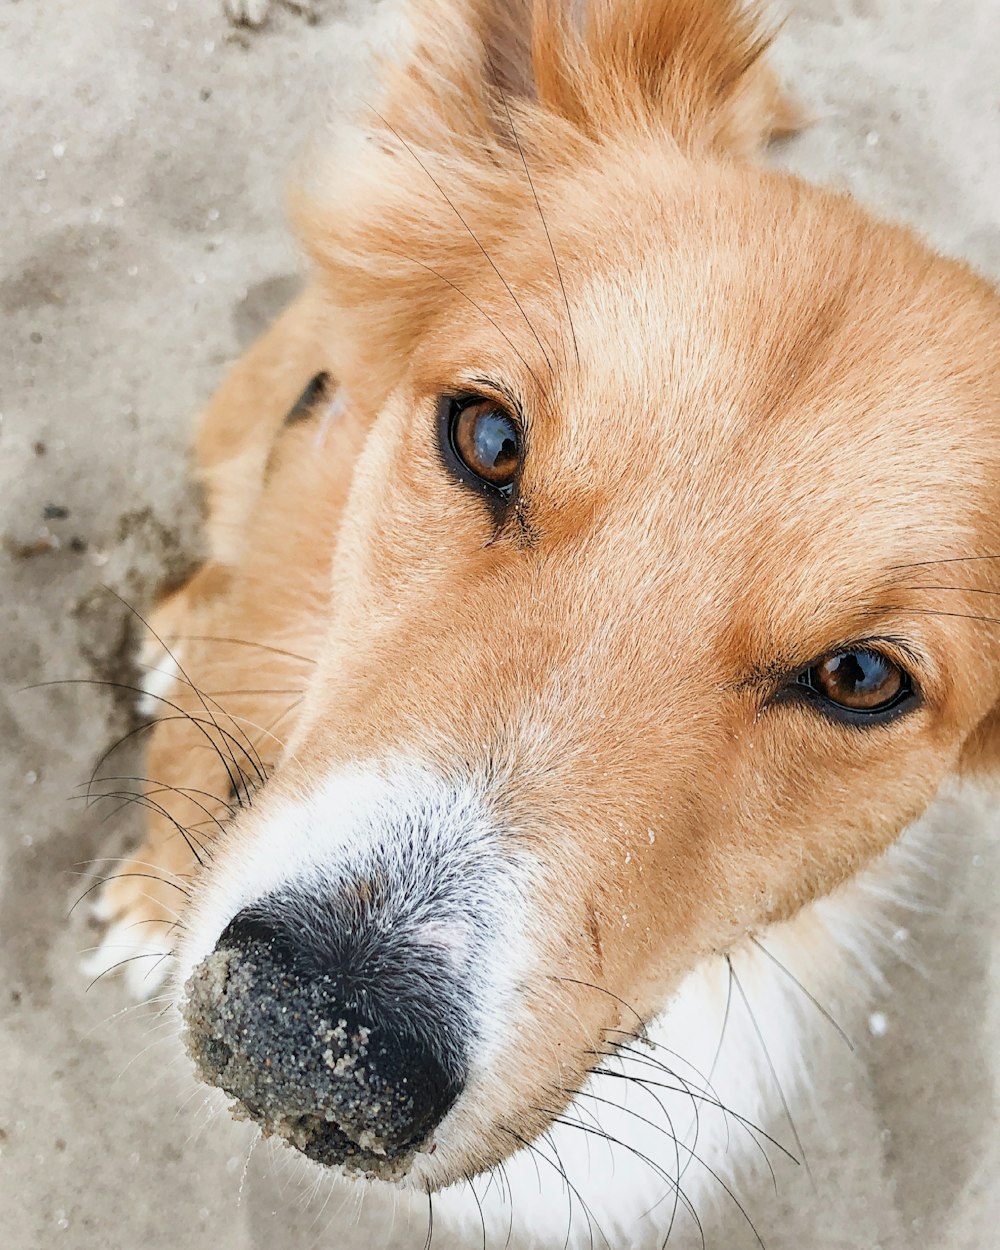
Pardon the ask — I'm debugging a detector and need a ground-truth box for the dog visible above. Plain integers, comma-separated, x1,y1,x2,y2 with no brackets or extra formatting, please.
85,0,1000,1245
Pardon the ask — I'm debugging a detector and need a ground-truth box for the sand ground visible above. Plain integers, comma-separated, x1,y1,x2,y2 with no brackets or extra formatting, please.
2,1,1000,1247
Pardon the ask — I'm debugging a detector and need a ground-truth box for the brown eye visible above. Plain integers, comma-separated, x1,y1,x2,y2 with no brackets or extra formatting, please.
800,648,911,716
445,397,521,497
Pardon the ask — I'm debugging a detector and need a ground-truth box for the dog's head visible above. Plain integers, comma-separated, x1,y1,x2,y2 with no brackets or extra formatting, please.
177,0,1000,1194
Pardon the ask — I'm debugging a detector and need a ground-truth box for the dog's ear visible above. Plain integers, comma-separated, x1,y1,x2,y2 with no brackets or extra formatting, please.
530,0,800,155
356,0,798,159
295,0,798,408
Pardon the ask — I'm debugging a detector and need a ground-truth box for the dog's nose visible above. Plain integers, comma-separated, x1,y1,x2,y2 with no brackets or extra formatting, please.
182,897,468,1177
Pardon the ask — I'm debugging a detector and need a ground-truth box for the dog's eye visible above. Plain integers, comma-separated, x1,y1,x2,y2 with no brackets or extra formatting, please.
284,372,330,426
440,395,521,503
797,648,913,718
451,399,520,490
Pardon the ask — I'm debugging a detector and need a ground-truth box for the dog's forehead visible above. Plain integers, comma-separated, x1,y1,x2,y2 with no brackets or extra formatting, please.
529,193,997,562
408,161,1000,641
465,192,1000,660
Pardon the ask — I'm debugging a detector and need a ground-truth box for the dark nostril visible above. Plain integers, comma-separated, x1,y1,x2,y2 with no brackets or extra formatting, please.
217,908,299,964
183,899,468,1177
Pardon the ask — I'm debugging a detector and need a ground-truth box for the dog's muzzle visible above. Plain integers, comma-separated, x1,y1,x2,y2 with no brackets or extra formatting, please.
182,886,470,1178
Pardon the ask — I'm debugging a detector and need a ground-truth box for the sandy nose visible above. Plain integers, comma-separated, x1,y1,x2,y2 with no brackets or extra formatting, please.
181,903,467,1178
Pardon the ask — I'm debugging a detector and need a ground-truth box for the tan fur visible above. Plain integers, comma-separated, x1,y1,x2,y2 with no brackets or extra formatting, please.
100,0,1000,1191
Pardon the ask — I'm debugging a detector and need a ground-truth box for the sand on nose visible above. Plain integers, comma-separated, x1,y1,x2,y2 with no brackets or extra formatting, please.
182,944,433,1181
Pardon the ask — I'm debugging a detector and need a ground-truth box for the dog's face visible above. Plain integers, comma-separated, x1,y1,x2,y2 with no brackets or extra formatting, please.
177,0,1000,1196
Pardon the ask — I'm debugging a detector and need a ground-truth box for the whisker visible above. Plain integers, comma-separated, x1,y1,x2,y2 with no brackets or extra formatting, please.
462,1171,488,1250
891,553,1000,570
487,54,580,367
901,584,1000,597
156,670,275,792
590,1062,795,1164
538,1110,706,1250
29,680,245,791
422,1186,434,1250
604,1032,724,1109
572,1087,766,1247
69,872,190,918
76,777,203,833
201,687,304,698
206,703,297,754
501,1126,606,1250
730,958,811,1186
368,105,555,373
80,993,175,1041
575,1080,684,1238
496,1157,515,1249
591,1039,703,1189
74,855,190,884
149,666,288,786
75,774,238,820
541,1127,591,1250
548,974,648,1039
32,675,261,810
131,660,274,778
80,782,225,843
863,606,1000,629
748,936,854,1051
238,1130,262,1210
396,252,549,399
104,588,267,802
77,788,212,865
85,950,171,993
115,1025,183,1081
75,713,244,811
168,634,316,665
547,1125,602,1250
708,956,735,1086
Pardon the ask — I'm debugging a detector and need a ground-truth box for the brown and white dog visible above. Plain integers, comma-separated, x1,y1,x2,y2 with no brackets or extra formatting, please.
85,0,1000,1245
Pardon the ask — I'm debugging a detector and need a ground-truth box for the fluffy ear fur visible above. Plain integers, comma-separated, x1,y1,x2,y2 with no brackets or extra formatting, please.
349,0,797,154
294,0,798,408
529,0,799,152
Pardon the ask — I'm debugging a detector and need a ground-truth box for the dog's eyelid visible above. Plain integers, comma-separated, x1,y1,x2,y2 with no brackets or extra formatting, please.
737,634,926,700
860,634,926,676
801,635,923,681
459,375,528,431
